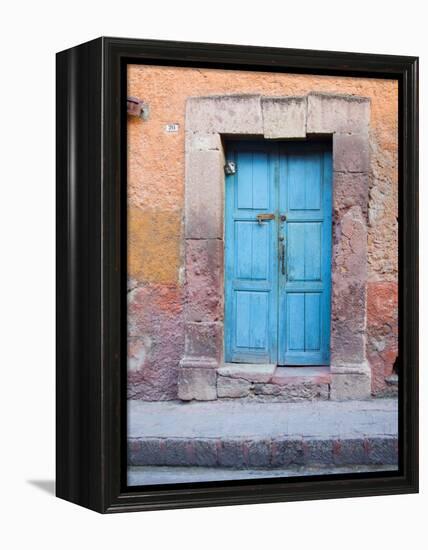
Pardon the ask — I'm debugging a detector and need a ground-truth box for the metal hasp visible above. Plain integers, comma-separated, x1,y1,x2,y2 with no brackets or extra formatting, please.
224,161,236,175
256,213,275,224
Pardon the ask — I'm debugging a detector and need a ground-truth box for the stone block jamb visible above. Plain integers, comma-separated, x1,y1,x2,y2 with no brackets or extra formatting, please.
178,92,371,401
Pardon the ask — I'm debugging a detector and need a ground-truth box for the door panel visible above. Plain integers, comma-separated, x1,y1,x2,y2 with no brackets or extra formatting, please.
287,293,305,350
288,153,322,211
235,221,270,280
287,222,322,281
305,293,321,350
225,141,331,366
235,291,269,349
286,293,322,351
236,151,270,209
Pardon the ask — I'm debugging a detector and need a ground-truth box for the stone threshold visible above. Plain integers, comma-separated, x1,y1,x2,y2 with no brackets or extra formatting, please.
218,364,332,383
217,364,331,400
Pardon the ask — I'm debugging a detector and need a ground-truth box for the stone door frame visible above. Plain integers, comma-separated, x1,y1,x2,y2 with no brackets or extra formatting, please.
178,92,372,401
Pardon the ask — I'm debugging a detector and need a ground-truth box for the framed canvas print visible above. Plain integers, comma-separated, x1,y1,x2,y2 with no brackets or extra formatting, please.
56,37,418,513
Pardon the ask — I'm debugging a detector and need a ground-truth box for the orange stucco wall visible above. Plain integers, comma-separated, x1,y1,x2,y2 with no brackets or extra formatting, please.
127,65,398,399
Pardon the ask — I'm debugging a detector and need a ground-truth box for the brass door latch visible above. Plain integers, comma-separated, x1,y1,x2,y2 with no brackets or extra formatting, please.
256,213,275,224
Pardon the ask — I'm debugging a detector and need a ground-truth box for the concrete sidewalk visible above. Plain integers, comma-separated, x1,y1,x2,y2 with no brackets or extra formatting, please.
128,398,398,469
128,464,398,486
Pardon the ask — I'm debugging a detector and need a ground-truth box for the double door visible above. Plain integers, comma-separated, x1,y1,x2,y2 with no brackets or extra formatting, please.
224,140,332,365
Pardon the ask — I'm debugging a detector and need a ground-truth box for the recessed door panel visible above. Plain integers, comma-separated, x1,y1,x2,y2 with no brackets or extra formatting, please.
288,153,322,211
235,221,270,280
235,291,269,351
236,151,270,210
287,222,322,282
286,292,322,351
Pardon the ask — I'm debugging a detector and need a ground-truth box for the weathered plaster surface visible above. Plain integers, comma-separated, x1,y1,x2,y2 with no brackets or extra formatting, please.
128,66,398,400
367,282,399,394
128,206,181,284
127,282,184,400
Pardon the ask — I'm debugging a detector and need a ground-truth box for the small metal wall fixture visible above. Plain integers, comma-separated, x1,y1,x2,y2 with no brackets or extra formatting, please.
224,161,237,175
127,97,150,120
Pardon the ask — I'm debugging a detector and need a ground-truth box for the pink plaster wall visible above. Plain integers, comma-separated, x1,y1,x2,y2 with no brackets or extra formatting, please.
127,65,398,399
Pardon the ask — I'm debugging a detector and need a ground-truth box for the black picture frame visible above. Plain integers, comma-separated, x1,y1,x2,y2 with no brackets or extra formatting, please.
56,37,419,513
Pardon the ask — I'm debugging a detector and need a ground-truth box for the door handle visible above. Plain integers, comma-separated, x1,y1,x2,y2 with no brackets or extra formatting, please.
256,213,275,225
279,241,286,276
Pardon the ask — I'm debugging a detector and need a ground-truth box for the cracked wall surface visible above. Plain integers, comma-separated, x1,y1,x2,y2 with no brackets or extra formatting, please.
127,65,398,400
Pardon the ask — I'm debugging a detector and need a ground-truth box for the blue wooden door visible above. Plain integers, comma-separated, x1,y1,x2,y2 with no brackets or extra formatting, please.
225,141,331,365
224,142,279,363
278,143,332,365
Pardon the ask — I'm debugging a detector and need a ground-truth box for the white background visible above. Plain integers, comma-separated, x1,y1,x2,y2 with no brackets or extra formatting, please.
0,0,425,548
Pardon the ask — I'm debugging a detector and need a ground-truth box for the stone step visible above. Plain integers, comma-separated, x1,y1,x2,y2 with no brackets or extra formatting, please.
217,364,332,401
128,398,398,468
